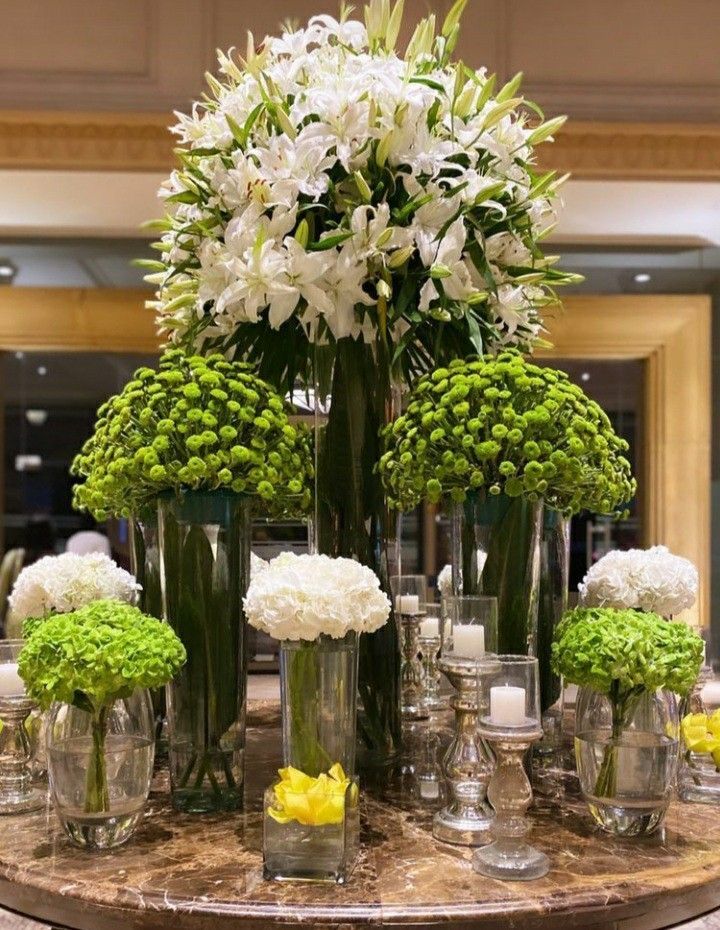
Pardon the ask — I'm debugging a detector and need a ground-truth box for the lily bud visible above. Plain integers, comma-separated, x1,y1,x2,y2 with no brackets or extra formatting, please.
387,245,414,269
430,264,453,280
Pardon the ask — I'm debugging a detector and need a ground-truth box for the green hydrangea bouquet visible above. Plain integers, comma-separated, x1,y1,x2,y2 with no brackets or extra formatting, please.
71,348,313,519
553,606,703,800
379,351,635,514
19,600,186,815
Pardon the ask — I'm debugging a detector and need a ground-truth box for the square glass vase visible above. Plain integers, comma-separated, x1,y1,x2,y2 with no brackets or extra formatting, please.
679,752,720,803
263,780,360,884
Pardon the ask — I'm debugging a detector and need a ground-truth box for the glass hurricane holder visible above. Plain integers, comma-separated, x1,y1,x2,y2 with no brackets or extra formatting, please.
0,641,44,814
312,340,402,768
473,656,548,882
263,777,360,884
574,686,679,836
450,492,542,656
158,489,251,814
46,689,154,849
280,632,359,777
418,603,444,713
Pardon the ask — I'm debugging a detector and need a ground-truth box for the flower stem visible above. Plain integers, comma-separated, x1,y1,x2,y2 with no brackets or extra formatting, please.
85,706,110,815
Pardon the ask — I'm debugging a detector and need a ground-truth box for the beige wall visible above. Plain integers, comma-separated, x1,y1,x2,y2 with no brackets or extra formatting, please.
0,0,718,121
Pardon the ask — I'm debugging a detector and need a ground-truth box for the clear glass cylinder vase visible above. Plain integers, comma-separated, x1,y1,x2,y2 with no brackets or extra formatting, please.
129,506,166,748
451,491,542,656
574,686,679,836
46,689,154,849
158,489,251,813
280,632,359,777
312,339,401,768
537,510,570,717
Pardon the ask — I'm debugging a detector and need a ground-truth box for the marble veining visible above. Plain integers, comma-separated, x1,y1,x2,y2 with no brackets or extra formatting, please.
0,709,719,929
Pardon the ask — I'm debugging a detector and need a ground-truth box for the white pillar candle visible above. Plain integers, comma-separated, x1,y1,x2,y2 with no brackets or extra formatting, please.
395,594,420,615
0,662,25,697
419,616,440,638
452,624,485,659
701,679,720,709
490,685,527,726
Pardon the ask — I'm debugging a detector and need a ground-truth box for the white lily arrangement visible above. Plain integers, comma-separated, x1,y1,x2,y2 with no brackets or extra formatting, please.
9,552,140,625
579,545,698,618
243,552,391,641
145,0,578,390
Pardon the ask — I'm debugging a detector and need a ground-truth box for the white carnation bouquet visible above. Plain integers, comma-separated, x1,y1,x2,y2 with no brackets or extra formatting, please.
8,552,140,625
146,0,578,388
244,552,390,640
579,545,698,618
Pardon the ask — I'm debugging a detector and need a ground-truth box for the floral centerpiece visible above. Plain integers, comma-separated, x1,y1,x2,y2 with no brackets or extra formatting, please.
19,600,185,848
245,551,387,883
579,545,698,618
7,552,139,638
71,349,314,813
553,606,702,834
144,0,579,763
380,353,635,665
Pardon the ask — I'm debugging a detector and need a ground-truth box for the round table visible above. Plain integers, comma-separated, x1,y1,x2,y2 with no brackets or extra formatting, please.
1,709,720,930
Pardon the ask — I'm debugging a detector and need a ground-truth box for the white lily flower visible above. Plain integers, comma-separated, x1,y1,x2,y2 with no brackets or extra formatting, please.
418,218,475,312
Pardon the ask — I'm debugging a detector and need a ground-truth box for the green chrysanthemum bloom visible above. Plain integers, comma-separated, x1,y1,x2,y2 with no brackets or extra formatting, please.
71,350,314,520
379,351,636,515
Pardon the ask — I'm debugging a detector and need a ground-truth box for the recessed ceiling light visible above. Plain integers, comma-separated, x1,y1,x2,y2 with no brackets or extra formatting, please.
581,372,591,382
0,259,17,284
634,273,651,284
37,365,47,376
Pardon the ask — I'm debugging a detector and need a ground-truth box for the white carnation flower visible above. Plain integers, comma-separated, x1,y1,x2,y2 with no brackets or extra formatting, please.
437,564,453,599
243,552,391,641
9,552,140,622
579,545,698,617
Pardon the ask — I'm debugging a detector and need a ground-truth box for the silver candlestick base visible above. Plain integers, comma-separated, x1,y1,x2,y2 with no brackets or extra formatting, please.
432,655,498,846
0,695,45,815
400,614,428,721
472,725,548,881
418,634,444,712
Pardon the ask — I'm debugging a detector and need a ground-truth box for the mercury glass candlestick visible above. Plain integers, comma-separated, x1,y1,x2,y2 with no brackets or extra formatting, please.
0,641,44,815
391,575,429,720
433,596,499,846
418,603,444,712
473,656,548,881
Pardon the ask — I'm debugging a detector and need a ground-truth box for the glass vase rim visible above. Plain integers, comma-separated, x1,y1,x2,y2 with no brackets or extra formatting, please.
490,654,539,668
155,487,250,503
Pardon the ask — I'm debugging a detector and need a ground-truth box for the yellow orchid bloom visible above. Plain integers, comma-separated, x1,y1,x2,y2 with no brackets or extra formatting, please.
681,713,720,763
268,764,356,827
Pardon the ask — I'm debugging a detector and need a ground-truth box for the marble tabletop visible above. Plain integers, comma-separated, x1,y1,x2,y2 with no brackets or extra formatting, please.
1,706,720,930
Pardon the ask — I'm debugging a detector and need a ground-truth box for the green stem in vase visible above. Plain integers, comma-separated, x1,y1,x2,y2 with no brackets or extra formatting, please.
287,642,332,776
594,683,645,800
85,706,110,814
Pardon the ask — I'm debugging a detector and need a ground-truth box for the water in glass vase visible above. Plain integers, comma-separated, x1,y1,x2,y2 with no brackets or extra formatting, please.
575,729,677,836
48,734,154,848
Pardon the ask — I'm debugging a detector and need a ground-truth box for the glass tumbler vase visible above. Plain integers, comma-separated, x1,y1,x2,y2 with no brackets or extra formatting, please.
46,689,155,849
574,686,679,836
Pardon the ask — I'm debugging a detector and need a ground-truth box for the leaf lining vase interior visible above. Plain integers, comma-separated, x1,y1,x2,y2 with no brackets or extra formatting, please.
451,491,542,656
158,489,251,813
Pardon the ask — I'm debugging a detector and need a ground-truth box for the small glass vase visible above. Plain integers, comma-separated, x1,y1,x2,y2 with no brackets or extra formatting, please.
158,489,251,813
266,631,360,883
46,689,154,849
574,686,679,836
451,491,542,656
679,751,720,803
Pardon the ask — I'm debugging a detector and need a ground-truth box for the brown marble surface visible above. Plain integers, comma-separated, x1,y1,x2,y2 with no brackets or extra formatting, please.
2,709,720,930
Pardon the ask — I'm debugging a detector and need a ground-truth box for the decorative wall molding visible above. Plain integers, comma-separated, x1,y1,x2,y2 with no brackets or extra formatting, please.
1,112,719,181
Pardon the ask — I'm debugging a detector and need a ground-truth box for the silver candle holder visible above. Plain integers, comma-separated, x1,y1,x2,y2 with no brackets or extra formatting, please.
473,655,549,881
418,633,443,712
399,612,428,720
432,653,498,845
0,641,44,815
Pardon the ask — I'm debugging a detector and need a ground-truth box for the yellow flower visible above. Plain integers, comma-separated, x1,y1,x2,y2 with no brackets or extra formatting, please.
681,712,720,767
268,763,356,827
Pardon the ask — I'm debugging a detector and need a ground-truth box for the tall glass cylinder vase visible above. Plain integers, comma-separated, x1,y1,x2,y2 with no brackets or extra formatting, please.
158,489,251,813
280,633,359,777
312,339,401,768
129,506,165,748
451,491,542,657
537,510,570,716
